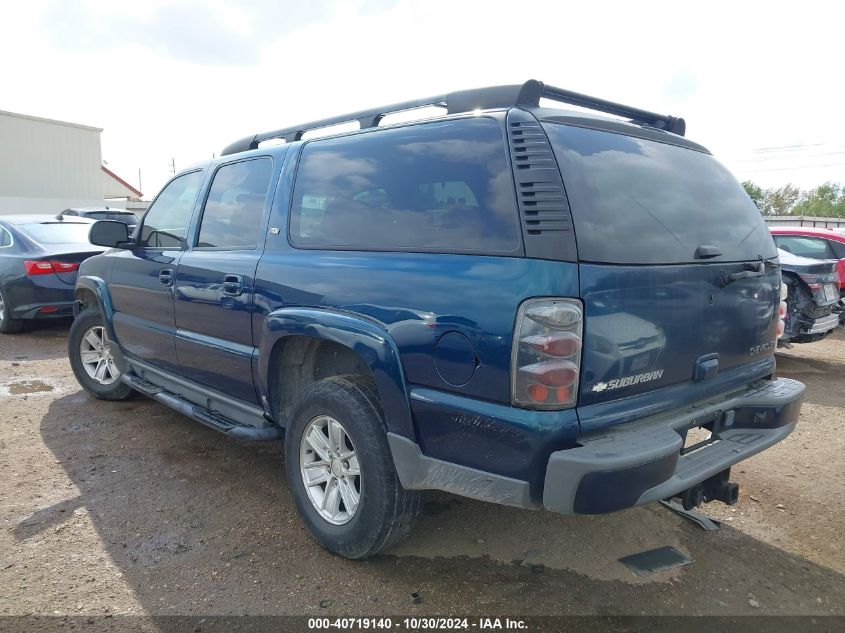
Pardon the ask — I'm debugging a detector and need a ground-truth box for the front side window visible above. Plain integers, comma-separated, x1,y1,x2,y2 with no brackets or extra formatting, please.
289,118,520,253
139,171,204,248
196,158,273,249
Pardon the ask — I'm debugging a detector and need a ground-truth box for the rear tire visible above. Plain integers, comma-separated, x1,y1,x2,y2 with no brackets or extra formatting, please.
0,287,25,334
68,309,134,400
285,375,420,559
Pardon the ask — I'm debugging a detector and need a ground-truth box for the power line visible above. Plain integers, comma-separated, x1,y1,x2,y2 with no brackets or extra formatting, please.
748,162,845,172
733,150,845,164
751,143,826,153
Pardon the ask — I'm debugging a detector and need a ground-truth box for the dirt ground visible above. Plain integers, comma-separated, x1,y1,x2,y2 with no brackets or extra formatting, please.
1,322,844,622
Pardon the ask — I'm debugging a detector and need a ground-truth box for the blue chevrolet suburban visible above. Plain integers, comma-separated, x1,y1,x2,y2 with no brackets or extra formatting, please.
68,80,805,559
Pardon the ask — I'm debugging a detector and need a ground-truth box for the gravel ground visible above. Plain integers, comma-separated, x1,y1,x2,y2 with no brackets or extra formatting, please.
1,323,843,621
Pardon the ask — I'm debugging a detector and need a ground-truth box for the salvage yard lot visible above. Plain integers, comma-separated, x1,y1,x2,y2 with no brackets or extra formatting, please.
1,325,843,617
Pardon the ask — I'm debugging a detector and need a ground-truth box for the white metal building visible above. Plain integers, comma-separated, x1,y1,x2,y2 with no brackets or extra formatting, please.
0,109,143,215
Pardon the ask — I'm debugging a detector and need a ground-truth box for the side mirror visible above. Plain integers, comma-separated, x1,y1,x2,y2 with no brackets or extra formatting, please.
89,220,131,248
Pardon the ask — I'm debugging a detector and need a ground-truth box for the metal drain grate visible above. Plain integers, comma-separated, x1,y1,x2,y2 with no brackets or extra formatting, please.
619,546,693,576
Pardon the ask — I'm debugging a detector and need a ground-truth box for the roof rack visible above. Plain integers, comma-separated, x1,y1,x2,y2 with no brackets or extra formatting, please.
220,79,685,156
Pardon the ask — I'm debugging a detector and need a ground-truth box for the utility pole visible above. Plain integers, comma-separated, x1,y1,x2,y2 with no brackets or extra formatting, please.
138,168,142,194
170,158,176,175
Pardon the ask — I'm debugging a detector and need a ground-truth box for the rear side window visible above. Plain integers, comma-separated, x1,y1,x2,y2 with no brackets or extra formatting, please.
543,123,778,264
289,118,520,253
0,226,12,247
773,235,838,260
139,170,204,248
197,158,273,249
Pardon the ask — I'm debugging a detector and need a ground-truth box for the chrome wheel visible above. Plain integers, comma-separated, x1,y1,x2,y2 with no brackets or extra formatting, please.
79,326,121,385
0,292,5,326
299,415,361,525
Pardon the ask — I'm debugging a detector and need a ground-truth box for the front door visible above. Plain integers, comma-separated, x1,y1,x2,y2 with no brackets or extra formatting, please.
110,170,205,374
173,156,275,404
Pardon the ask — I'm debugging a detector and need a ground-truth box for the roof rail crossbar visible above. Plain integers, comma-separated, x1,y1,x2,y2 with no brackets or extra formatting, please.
220,79,684,155
538,83,686,136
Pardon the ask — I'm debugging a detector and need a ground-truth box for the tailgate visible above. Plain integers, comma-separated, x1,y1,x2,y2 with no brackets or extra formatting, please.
541,119,781,430
579,261,779,408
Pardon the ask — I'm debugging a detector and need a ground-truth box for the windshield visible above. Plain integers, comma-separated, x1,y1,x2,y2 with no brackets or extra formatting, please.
20,222,93,244
543,123,778,264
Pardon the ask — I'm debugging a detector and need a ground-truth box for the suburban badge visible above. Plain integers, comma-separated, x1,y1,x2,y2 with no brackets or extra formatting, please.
591,369,664,392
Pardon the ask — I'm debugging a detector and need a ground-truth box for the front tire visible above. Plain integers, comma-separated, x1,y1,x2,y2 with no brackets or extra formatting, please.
285,375,420,559
68,310,133,400
0,287,25,334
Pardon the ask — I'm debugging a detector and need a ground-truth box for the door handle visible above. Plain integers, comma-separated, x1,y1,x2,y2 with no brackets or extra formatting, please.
222,274,244,296
159,268,174,286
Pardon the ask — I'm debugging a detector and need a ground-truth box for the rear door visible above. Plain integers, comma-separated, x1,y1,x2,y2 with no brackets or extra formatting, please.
109,170,205,374
173,156,276,404
543,122,780,428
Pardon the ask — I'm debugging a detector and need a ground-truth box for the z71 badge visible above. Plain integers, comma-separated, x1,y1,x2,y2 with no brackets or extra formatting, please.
591,369,664,393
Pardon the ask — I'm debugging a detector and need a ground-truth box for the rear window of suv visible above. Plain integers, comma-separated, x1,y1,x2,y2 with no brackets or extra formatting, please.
289,118,521,254
543,123,778,264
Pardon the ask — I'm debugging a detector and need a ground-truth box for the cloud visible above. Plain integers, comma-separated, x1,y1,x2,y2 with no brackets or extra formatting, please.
39,0,400,66
662,70,699,102
5,0,844,196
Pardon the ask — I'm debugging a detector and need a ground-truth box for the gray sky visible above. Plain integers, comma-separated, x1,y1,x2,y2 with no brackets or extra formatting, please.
2,0,843,198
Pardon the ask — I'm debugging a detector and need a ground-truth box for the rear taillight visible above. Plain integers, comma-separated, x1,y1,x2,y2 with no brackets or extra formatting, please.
51,261,79,272
799,273,822,291
512,298,583,409
23,260,79,276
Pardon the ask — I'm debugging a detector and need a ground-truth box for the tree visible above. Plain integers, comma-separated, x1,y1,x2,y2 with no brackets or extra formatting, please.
742,181,765,211
763,184,801,216
793,182,845,217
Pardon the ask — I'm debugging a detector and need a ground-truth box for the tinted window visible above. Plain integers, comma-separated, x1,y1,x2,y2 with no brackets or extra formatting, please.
197,158,272,248
0,226,11,247
20,223,93,244
544,123,778,264
139,171,204,248
290,118,520,253
773,235,837,259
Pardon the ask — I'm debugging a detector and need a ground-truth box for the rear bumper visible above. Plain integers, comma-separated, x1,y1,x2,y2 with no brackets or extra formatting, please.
804,313,839,335
12,300,76,320
7,277,76,320
543,378,804,514
12,301,75,319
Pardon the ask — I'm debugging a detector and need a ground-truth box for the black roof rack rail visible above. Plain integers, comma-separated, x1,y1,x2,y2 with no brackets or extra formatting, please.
220,79,685,156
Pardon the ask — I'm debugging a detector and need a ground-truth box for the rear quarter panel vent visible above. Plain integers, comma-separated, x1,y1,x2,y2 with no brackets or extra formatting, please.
507,108,578,262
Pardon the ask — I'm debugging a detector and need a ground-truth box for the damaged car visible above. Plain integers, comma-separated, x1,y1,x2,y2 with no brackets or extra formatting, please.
778,248,841,345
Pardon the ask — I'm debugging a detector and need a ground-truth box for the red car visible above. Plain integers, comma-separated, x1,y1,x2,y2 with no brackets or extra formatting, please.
769,226,845,295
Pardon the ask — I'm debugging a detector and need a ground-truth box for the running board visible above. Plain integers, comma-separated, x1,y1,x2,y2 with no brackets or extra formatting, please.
123,373,282,441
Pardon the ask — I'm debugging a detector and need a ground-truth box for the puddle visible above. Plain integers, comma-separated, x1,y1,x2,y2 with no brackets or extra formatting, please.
6,380,54,394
